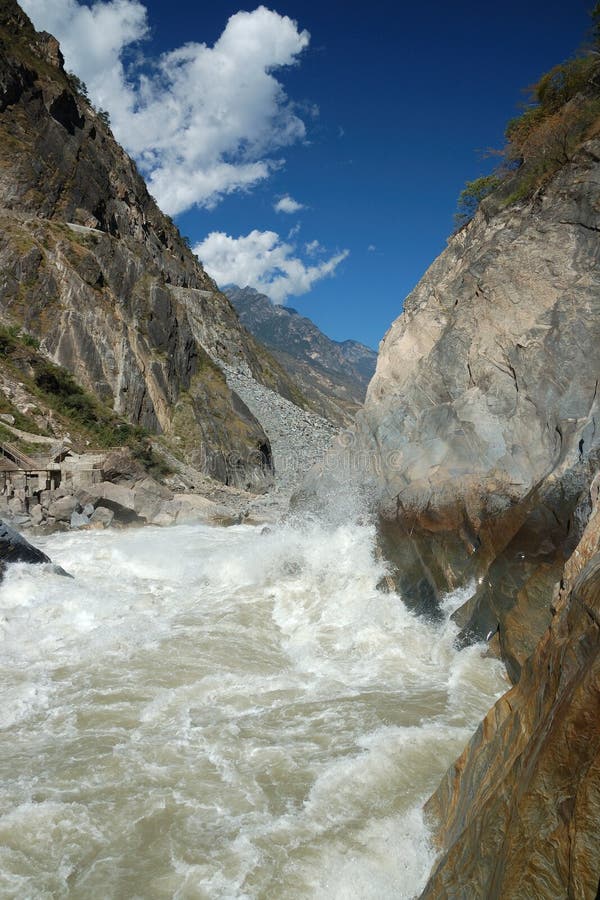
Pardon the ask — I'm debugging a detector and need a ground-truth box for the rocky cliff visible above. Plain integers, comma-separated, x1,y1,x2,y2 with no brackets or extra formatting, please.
305,131,600,679
0,0,305,486
225,285,377,426
297,49,600,897
421,474,600,898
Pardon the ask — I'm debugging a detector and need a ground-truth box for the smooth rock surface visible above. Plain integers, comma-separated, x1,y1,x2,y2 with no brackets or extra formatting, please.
421,475,600,898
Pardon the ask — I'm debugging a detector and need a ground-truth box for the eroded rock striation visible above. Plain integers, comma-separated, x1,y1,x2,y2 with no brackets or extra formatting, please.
0,0,305,486
304,136,600,677
421,475,600,898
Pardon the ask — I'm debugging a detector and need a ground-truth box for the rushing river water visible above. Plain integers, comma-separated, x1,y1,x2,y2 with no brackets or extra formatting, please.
0,519,507,899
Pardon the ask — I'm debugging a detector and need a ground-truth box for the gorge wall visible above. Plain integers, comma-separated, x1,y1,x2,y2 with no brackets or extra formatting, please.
300,73,600,896
0,0,306,486
225,285,377,426
421,474,600,898
305,134,600,680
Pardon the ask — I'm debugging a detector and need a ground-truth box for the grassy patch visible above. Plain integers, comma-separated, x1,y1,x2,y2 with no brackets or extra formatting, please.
0,422,43,457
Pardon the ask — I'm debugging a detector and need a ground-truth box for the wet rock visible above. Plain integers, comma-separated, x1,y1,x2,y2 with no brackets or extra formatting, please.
30,503,43,525
12,513,30,527
70,509,90,528
0,518,50,565
422,477,600,898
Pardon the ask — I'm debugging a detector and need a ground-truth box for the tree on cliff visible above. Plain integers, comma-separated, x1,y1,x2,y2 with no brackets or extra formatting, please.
454,174,502,228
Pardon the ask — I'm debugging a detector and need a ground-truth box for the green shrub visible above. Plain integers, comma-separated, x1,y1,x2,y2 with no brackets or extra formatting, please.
130,440,173,478
21,332,40,349
453,7,600,225
67,71,89,100
454,174,503,227
96,108,111,127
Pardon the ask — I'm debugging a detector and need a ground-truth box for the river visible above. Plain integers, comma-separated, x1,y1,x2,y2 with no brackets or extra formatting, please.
0,518,506,898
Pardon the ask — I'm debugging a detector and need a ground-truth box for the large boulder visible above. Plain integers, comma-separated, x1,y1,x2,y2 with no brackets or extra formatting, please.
0,518,50,566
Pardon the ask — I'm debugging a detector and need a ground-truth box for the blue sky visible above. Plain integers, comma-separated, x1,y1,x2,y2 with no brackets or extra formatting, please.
23,0,592,348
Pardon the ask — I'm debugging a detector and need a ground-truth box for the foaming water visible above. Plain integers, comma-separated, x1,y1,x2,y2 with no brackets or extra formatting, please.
0,521,507,898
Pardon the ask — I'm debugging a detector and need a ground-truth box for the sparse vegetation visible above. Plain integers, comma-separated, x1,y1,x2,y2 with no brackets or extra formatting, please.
130,441,173,479
67,71,89,100
454,175,503,228
0,324,38,355
454,8,600,226
0,422,42,456
0,326,172,477
96,108,111,127
32,357,146,448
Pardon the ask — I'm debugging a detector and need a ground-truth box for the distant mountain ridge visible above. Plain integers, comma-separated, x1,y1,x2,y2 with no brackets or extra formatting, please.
224,285,377,426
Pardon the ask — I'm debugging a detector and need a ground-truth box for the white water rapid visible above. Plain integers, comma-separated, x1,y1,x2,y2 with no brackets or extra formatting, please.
0,519,507,899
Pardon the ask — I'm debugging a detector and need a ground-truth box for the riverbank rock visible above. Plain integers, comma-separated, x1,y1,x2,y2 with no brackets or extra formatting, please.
0,518,50,566
421,473,600,898
303,137,600,679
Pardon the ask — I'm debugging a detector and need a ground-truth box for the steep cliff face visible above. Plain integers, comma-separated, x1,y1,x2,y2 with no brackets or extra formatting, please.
225,285,377,426
421,475,600,898
305,134,600,675
0,0,301,484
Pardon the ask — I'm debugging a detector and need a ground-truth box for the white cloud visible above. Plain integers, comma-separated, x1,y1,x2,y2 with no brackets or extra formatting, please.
305,239,321,255
368,244,376,251
274,194,304,214
21,0,310,215
194,230,349,304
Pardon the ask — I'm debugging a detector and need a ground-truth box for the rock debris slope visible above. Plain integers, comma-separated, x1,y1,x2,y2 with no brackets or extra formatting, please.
225,285,377,426
224,364,336,511
0,0,306,487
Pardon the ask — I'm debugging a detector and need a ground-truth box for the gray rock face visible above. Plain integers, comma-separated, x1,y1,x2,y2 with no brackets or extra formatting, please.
362,139,599,520
304,138,600,671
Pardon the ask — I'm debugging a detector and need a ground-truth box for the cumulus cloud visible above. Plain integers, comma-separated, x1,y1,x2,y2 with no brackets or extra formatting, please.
194,230,349,304
273,194,304,214
21,0,310,215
